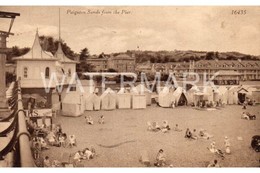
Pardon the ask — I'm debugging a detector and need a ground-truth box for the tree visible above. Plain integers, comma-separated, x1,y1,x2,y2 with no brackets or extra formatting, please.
215,51,219,59
226,55,236,60
6,46,30,64
205,52,214,60
107,68,117,72
98,52,105,59
164,56,169,63
169,58,177,62
79,48,89,61
150,57,156,63
39,35,77,60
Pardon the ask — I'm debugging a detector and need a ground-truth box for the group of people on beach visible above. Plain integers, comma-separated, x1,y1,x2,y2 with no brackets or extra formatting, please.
73,147,96,163
185,128,213,140
208,136,231,159
28,121,78,166
147,121,183,133
195,99,224,109
85,115,105,125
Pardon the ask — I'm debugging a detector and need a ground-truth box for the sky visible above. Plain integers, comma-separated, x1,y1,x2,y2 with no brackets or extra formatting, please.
0,6,260,56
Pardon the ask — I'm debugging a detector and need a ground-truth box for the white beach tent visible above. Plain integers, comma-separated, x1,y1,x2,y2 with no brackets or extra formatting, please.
227,86,239,104
61,92,84,117
246,86,258,100
237,86,249,103
216,86,228,104
172,87,188,106
100,88,117,110
186,85,200,104
130,86,146,109
117,88,131,109
158,86,173,108
135,84,152,106
85,93,101,111
132,94,146,109
202,86,214,102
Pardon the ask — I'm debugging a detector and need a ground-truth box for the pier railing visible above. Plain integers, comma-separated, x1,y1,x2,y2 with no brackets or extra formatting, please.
0,78,35,167
16,78,35,167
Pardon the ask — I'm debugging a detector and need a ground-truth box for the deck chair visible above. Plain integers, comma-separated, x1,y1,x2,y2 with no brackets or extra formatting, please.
139,150,150,166
45,118,51,128
75,162,85,167
60,152,72,167
36,118,43,128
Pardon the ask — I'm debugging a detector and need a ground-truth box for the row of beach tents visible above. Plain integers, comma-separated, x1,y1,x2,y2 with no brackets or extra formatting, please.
60,84,152,117
158,85,237,107
158,85,260,108
53,81,259,116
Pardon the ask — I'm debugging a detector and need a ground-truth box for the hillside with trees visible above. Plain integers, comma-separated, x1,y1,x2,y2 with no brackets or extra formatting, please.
124,50,260,63
6,35,259,65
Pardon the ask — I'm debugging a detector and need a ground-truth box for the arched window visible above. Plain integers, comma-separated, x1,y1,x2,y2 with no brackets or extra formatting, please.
23,67,28,78
68,69,71,77
45,67,50,79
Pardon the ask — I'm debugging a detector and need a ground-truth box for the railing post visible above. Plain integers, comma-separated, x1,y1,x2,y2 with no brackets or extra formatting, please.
17,78,35,167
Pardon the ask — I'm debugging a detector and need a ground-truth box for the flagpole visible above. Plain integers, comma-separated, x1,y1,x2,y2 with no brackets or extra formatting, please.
59,8,61,42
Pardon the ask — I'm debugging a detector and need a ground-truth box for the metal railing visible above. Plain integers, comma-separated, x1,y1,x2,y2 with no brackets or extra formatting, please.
16,78,35,167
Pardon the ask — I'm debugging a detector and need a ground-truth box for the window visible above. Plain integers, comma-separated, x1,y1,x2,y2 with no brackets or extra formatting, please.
23,67,28,78
45,67,50,79
68,69,71,77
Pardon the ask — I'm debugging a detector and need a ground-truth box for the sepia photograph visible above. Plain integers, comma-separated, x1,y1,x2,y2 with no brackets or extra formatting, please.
0,4,260,169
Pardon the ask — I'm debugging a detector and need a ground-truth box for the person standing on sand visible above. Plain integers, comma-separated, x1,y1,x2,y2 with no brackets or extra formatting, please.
224,136,231,154
98,115,105,124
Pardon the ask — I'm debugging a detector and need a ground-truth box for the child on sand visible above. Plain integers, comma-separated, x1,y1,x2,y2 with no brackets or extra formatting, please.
207,159,220,167
191,129,198,140
83,148,94,160
154,149,166,167
185,128,192,139
73,151,82,162
173,124,182,132
224,136,231,154
43,156,51,167
33,143,41,159
85,115,94,125
199,129,213,139
68,135,76,147
47,131,56,146
208,141,225,159
161,120,170,133
98,115,105,124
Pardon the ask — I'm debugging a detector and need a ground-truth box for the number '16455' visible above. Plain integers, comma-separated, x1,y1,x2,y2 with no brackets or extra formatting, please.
232,10,246,15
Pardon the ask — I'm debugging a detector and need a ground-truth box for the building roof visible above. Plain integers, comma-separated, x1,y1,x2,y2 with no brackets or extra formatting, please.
194,60,260,70
13,31,59,61
111,54,135,60
54,43,77,64
216,70,242,76
20,79,56,88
